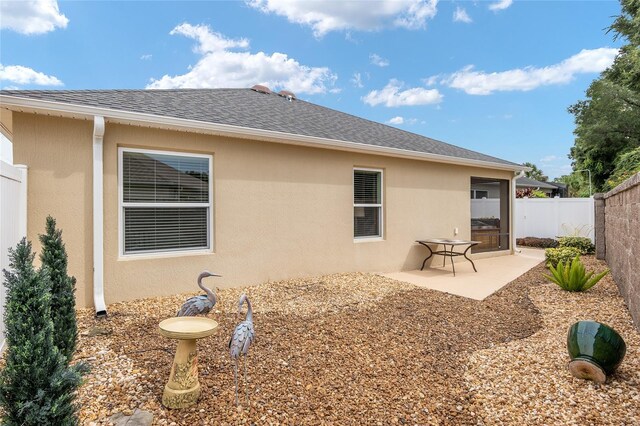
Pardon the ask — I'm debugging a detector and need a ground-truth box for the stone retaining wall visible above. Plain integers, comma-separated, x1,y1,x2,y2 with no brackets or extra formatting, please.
595,172,640,331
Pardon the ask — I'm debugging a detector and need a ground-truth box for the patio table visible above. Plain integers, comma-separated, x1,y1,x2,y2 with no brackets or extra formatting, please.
415,239,480,276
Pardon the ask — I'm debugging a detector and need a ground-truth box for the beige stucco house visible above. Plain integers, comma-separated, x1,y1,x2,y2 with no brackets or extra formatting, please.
0,88,525,314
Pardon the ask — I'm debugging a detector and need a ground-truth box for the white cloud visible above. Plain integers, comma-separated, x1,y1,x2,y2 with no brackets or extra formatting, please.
453,6,472,23
540,155,558,163
0,64,63,86
363,79,442,107
443,48,619,95
370,53,390,67
351,72,364,88
423,75,440,86
140,54,152,60
247,0,438,38
488,0,513,11
170,23,249,54
387,116,419,125
0,0,68,35
147,23,337,95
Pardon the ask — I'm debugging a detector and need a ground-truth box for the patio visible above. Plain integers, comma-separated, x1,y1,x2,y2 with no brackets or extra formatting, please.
380,247,545,300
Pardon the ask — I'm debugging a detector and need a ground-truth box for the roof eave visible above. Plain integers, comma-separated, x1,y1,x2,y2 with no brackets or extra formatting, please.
0,94,526,173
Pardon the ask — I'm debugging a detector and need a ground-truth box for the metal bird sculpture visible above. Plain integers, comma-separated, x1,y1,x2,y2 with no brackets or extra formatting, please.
229,293,255,406
176,271,221,317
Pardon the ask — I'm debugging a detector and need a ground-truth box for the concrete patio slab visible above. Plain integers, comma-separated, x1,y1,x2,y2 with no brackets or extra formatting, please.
380,248,545,300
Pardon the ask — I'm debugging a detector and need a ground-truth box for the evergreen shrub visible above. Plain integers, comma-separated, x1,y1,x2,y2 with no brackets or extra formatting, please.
0,239,87,426
40,216,78,361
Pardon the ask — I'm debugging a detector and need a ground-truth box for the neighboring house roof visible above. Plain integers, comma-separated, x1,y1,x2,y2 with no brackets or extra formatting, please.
516,176,557,190
547,181,567,189
0,89,523,171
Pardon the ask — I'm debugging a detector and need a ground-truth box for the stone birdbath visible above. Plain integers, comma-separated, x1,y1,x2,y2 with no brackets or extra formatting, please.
159,317,219,409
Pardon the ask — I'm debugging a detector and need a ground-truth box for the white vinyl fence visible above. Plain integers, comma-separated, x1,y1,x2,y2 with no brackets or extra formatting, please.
472,197,595,242
0,161,27,351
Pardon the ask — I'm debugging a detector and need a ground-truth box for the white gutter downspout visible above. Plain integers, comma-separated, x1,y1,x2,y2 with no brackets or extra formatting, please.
93,116,107,317
512,169,525,254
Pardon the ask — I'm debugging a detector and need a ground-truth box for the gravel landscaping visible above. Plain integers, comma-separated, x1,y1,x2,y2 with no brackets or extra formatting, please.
74,256,638,425
466,256,640,425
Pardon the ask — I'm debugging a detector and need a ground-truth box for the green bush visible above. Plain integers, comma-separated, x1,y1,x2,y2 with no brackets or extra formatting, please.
0,238,88,426
40,216,78,362
545,247,582,267
558,236,595,254
543,255,609,292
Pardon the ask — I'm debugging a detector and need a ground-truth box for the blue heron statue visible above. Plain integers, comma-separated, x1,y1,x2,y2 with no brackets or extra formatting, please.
176,271,221,317
229,293,255,406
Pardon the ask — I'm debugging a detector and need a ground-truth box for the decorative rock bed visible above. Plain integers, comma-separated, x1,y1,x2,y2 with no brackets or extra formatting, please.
74,259,639,425
466,256,639,425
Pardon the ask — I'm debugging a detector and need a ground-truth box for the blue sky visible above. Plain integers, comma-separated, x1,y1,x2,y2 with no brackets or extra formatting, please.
0,0,623,178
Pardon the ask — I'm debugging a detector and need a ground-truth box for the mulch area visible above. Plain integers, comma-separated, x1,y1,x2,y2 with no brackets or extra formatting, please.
74,256,639,425
76,272,541,425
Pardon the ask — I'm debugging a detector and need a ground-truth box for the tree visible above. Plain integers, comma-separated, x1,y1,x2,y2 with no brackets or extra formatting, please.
568,0,640,192
605,0,640,92
568,79,640,190
0,239,87,426
40,216,78,362
522,162,548,181
605,146,640,189
555,174,591,198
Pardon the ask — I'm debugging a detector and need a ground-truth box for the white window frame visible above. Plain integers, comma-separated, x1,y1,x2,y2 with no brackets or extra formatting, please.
353,167,384,242
118,147,214,258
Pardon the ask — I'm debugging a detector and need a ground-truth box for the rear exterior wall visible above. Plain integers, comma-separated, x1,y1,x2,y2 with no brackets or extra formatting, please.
13,112,514,307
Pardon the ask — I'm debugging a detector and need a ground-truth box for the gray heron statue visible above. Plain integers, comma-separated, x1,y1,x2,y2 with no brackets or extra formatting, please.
229,293,255,406
176,271,221,317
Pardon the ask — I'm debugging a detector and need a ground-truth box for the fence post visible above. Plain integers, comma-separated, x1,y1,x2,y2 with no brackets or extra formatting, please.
594,193,605,260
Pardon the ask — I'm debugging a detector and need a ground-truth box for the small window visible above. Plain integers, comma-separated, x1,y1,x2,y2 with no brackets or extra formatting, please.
354,168,383,239
119,148,212,255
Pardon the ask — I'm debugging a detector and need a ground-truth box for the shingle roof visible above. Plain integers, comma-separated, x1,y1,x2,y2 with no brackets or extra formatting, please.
0,89,520,167
516,176,557,189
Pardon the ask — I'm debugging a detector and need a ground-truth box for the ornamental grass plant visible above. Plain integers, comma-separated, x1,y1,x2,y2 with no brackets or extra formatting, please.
543,255,609,292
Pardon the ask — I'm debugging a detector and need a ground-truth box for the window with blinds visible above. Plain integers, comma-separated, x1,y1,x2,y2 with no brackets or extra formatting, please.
354,168,383,239
120,149,212,255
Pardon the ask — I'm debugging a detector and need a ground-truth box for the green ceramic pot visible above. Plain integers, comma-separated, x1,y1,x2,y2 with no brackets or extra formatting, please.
567,320,626,384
